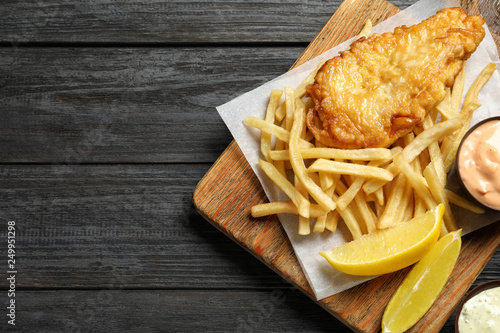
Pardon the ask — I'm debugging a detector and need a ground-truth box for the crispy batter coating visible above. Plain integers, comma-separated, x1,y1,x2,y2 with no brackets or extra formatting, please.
306,8,485,149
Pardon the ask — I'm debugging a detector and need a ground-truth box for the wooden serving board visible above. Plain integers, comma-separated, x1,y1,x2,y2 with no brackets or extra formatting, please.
193,0,500,332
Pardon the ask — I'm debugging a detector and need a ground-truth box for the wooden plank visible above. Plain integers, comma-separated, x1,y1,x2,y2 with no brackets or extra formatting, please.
193,0,500,332
0,164,299,289
0,0,414,44
10,275,500,333
3,290,348,332
0,46,303,163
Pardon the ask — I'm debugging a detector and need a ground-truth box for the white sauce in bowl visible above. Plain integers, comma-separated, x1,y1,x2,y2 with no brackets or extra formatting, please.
458,286,500,332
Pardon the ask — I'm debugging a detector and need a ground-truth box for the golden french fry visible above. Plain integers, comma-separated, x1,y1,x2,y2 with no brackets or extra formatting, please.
258,159,310,218
325,210,340,232
393,154,437,211
445,189,485,214
261,90,283,162
243,116,314,148
357,19,373,39
377,174,408,229
423,165,458,232
393,154,448,236
294,61,326,100
251,201,328,218
330,190,363,240
276,61,326,121
363,118,462,195
336,176,365,211
273,130,287,176
289,107,336,213
373,187,385,207
294,175,311,235
461,62,496,119
436,102,457,121
451,64,466,112
435,87,456,120
314,214,327,233
284,87,295,133
269,147,392,161
353,189,377,234
402,118,462,162
422,115,447,186
442,101,481,173
308,159,394,181
414,195,427,218
392,177,414,225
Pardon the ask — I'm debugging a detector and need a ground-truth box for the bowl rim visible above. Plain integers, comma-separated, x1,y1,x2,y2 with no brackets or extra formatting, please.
454,279,500,332
455,116,500,212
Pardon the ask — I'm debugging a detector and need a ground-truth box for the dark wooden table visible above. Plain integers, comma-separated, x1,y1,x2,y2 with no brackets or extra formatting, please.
1,1,498,332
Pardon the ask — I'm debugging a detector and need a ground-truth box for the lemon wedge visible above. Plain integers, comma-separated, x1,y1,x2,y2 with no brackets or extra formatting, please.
320,204,444,276
382,229,462,333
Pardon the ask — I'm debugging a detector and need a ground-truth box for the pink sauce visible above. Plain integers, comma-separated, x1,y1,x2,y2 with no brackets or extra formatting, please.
458,120,500,210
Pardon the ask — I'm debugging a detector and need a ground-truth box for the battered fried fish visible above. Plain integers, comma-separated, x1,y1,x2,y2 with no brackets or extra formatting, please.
306,8,485,149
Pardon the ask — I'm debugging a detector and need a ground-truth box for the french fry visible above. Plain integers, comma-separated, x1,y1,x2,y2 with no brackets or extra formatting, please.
294,174,311,235
336,175,366,211
276,61,325,121
243,116,313,148
313,213,327,233
258,159,310,218
393,154,437,211
442,101,481,172
373,187,385,207
353,189,377,234
269,147,392,161
422,116,447,186
435,87,458,120
357,19,373,39
402,118,462,162
393,154,448,236
363,118,462,194
331,189,363,240
308,159,394,181
451,64,466,112
424,164,458,232
402,186,415,222
377,174,408,229
251,201,327,218
441,63,497,169
273,131,287,176
261,90,283,162
445,189,485,214
284,87,295,132
294,61,326,100
325,210,340,233
289,106,336,213
460,62,497,119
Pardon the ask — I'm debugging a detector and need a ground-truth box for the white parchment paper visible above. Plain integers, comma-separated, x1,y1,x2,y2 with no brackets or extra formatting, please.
217,0,500,300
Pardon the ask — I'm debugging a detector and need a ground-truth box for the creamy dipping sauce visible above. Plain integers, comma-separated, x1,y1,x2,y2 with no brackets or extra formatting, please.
458,120,500,210
458,286,500,333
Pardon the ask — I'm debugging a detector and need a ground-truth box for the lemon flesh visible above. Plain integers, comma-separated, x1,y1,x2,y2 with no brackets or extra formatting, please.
382,229,462,333
320,204,444,276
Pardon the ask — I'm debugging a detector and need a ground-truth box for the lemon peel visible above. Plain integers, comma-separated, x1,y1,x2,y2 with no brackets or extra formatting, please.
320,204,444,276
382,229,462,333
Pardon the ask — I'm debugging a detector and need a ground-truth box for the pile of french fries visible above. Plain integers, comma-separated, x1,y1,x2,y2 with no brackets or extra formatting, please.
244,28,497,240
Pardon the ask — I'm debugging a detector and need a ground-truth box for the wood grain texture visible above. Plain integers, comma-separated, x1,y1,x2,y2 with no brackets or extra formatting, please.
12,290,345,332
0,164,296,289
0,0,415,44
194,0,500,332
0,47,304,163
